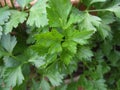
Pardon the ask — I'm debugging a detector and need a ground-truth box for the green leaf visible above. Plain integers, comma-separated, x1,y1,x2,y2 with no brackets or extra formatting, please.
0,46,7,58
66,8,82,28
108,50,120,67
60,49,74,65
47,0,72,27
31,79,40,90
94,79,107,90
101,41,112,56
77,46,93,60
40,79,50,90
16,0,32,9
0,26,2,39
98,23,111,39
117,79,120,90
0,7,10,38
48,43,62,54
1,34,17,53
0,7,10,25
79,12,101,31
4,10,28,34
28,55,46,68
46,72,64,86
4,66,24,87
106,3,120,18
100,13,115,24
67,82,78,90
78,75,107,90
71,30,94,45
62,41,77,54
27,0,48,27
56,85,68,90
34,30,63,54
3,56,19,68
90,0,106,5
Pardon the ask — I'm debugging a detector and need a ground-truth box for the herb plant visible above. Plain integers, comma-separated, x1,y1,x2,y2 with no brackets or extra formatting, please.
0,0,120,90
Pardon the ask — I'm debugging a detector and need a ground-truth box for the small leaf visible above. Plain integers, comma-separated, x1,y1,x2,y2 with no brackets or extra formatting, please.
31,79,40,90
60,49,74,65
3,56,19,68
40,79,50,90
4,66,24,87
117,79,120,90
29,55,46,68
46,72,64,86
0,7,10,25
98,23,111,39
27,0,48,27
66,8,82,28
48,43,62,54
1,34,17,53
0,26,2,39
77,46,93,60
62,41,77,54
0,46,7,58
56,85,68,90
4,10,28,34
71,30,94,45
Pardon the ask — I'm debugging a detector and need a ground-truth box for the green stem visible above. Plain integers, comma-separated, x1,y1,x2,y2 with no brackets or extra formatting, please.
88,9,107,12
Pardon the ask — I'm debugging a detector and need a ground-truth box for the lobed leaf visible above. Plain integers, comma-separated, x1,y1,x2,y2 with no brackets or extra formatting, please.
27,0,48,27
16,0,32,9
1,34,17,53
4,10,28,34
47,0,72,27
79,12,102,31
4,66,24,87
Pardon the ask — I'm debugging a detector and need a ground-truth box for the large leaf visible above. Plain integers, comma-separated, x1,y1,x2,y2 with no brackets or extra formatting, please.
27,0,48,27
106,3,120,18
79,12,101,31
4,66,24,87
4,10,28,34
47,0,72,27
1,34,17,53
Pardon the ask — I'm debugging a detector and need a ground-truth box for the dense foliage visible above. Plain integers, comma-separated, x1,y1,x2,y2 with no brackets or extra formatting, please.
0,0,120,90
